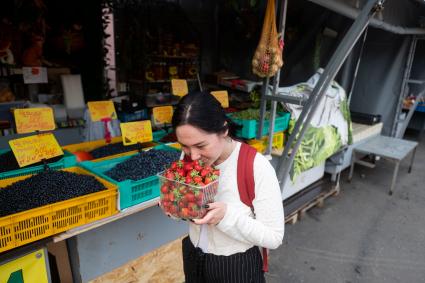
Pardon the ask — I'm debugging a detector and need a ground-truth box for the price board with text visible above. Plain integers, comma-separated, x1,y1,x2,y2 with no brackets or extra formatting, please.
0,248,50,283
120,120,153,146
87,101,117,122
152,106,173,125
211,91,229,108
9,133,64,167
14,108,56,134
171,79,188,97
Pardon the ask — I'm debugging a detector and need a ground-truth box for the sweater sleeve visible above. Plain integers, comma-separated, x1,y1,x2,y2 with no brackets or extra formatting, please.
216,154,285,249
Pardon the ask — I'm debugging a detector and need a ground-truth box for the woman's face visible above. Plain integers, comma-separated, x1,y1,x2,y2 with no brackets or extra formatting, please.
175,124,228,166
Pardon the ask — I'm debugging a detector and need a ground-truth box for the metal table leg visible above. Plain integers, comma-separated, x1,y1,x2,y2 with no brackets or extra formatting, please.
348,150,356,182
389,162,400,196
408,147,417,173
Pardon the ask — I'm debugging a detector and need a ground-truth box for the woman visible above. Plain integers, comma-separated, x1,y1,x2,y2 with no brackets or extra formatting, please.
171,92,284,282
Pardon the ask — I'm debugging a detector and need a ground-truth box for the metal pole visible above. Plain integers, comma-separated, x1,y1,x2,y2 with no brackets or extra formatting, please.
347,26,369,107
275,0,383,188
257,77,269,139
391,36,417,137
265,0,288,156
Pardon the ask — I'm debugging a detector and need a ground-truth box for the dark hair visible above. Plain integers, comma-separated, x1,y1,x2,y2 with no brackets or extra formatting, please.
172,91,239,138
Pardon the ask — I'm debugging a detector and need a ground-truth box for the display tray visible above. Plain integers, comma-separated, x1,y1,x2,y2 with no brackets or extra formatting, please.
81,145,180,210
0,166,118,253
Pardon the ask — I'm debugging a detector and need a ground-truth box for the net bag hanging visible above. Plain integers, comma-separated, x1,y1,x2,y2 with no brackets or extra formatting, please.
252,0,284,78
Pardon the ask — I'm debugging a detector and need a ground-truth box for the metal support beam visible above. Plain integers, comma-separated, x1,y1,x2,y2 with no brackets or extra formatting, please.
269,0,384,189
265,0,289,156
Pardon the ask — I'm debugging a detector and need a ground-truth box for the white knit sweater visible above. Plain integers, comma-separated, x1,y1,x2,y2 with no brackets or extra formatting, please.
188,142,285,255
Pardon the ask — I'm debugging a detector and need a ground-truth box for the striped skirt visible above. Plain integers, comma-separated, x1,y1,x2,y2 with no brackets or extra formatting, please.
182,236,265,283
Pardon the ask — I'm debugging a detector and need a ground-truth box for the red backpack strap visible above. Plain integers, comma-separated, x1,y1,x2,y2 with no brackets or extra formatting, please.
237,143,269,272
237,143,257,208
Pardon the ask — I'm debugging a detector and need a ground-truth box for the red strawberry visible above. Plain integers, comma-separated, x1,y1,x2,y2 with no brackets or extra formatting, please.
170,161,178,170
185,176,193,184
193,176,202,184
175,168,185,178
165,170,175,180
204,177,212,185
194,164,202,171
161,185,169,194
168,192,175,202
184,162,194,172
185,192,196,203
200,168,209,177
179,186,188,194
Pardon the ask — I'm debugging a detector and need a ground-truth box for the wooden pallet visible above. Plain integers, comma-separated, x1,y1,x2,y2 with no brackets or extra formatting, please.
284,184,340,225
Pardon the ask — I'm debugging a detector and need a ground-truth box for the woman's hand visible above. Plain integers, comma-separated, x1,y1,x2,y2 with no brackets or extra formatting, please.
193,202,227,225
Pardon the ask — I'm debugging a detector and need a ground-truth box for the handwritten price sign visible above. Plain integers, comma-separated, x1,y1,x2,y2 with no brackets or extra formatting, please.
211,91,229,108
152,106,173,125
171,79,188,97
9,133,64,167
120,120,153,146
14,108,56,134
87,101,117,122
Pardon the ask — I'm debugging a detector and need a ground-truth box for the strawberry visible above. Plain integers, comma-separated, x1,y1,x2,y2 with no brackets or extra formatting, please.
170,161,178,170
189,169,200,177
213,169,220,176
185,176,193,184
183,163,194,172
204,177,212,185
194,164,202,171
200,168,209,177
168,192,175,202
165,170,175,180
179,185,188,194
181,208,190,218
193,176,202,184
175,168,185,178
160,184,169,194
185,192,196,203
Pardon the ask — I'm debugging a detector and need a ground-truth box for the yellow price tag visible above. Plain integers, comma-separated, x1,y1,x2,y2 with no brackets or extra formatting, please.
0,248,49,283
171,79,188,97
87,101,117,122
120,120,153,145
152,106,173,124
211,91,229,108
9,133,64,167
14,108,56,134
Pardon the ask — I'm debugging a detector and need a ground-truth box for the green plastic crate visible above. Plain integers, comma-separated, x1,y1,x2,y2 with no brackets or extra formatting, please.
0,149,77,180
229,112,290,139
81,145,180,210
152,129,168,142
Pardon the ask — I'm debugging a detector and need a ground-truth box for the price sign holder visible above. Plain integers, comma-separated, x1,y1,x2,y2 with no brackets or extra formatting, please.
87,101,117,122
0,248,50,283
171,79,188,97
120,120,153,146
14,108,56,134
211,91,229,108
152,106,173,126
9,133,64,168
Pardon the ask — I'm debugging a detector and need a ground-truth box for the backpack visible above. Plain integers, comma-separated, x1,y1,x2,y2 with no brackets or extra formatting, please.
237,143,269,272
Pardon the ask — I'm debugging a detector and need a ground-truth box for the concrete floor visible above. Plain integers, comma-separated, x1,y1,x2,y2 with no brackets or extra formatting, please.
267,138,425,283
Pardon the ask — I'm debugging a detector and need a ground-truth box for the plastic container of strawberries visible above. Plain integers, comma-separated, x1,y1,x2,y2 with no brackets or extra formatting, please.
157,171,219,219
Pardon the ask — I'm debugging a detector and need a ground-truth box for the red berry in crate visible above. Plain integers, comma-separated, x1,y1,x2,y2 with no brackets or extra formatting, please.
161,184,169,194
